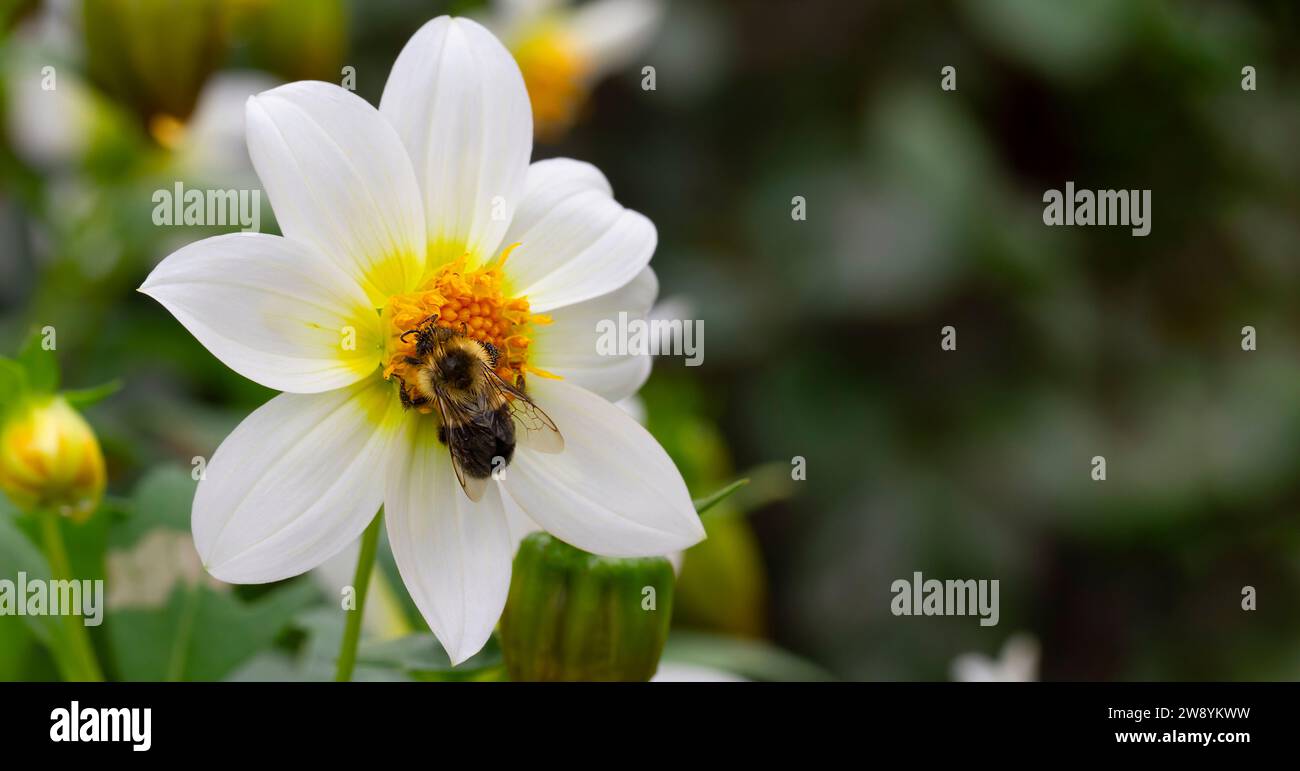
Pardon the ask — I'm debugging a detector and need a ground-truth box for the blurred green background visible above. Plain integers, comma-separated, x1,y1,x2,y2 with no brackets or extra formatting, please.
2,0,1300,681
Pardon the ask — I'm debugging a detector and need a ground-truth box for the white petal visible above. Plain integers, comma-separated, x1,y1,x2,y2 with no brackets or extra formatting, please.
615,395,647,425
500,492,542,547
502,379,703,556
568,0,665,75
380,16,533,268
531,266,656,402
140,233,384,394
193,377,401,583
503,158,656,312
385,413,514,665
246,81,426,305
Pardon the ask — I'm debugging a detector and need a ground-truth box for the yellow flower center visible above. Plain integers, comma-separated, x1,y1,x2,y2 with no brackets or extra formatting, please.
382,248,552,400
511,23,589,141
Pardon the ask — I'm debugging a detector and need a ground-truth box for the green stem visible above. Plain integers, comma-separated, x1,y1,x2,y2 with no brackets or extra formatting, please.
166,581,202,682
39,510,104,682
335,508,383,682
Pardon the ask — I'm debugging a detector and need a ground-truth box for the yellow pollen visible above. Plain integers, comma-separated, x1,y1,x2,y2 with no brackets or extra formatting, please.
383,254,554,396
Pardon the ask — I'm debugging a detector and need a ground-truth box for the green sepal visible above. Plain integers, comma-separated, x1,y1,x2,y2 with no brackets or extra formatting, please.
692,477,750,516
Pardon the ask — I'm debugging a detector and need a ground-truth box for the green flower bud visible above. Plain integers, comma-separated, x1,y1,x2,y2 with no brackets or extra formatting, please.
499,533,674,682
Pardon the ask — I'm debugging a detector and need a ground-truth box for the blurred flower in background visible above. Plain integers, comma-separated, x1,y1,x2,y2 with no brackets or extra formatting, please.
482,0,663,141
951,634,1040,683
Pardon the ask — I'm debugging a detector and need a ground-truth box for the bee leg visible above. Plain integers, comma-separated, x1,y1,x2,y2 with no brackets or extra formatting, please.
404,356,422,367
401,314,442,349
398,380,415,410
397,378,428,410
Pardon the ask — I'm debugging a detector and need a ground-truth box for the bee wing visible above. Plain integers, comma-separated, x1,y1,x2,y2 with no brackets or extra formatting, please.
432,391,489,502
453,460,488,503
485,369,564,454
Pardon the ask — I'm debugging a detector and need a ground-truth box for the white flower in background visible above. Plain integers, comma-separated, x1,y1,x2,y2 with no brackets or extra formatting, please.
482,0,664,140
154,71,279,187
3,49,100,169
951,633,1040,682
139,16,704,664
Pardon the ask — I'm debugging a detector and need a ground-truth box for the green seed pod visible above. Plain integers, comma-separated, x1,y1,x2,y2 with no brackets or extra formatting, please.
499,533,674,682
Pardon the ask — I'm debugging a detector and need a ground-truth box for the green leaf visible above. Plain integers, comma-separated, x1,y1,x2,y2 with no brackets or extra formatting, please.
358,632,503,681
18,330,59,395
693,478,750,515
62,379,123,409
110,465,196,549
661,631,834,682
0,510,98,681
109,579,319,681
0,514,59,646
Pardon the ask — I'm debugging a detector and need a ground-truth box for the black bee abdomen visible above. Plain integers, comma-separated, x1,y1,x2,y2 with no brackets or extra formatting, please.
490,404,515,467
448,405,517,480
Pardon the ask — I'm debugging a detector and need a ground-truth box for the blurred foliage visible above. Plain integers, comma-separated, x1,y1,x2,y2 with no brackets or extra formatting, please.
82,0,229,128
3,0,1300,682
239,0,349,83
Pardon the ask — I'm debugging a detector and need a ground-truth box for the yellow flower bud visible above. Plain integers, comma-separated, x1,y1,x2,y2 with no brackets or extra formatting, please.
0,396,106,521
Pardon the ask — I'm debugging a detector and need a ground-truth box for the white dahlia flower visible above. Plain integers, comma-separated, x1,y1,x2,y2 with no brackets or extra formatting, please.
139,16,703,664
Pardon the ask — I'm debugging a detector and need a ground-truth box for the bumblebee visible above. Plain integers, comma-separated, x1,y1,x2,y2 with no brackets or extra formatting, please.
397,316,563,501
